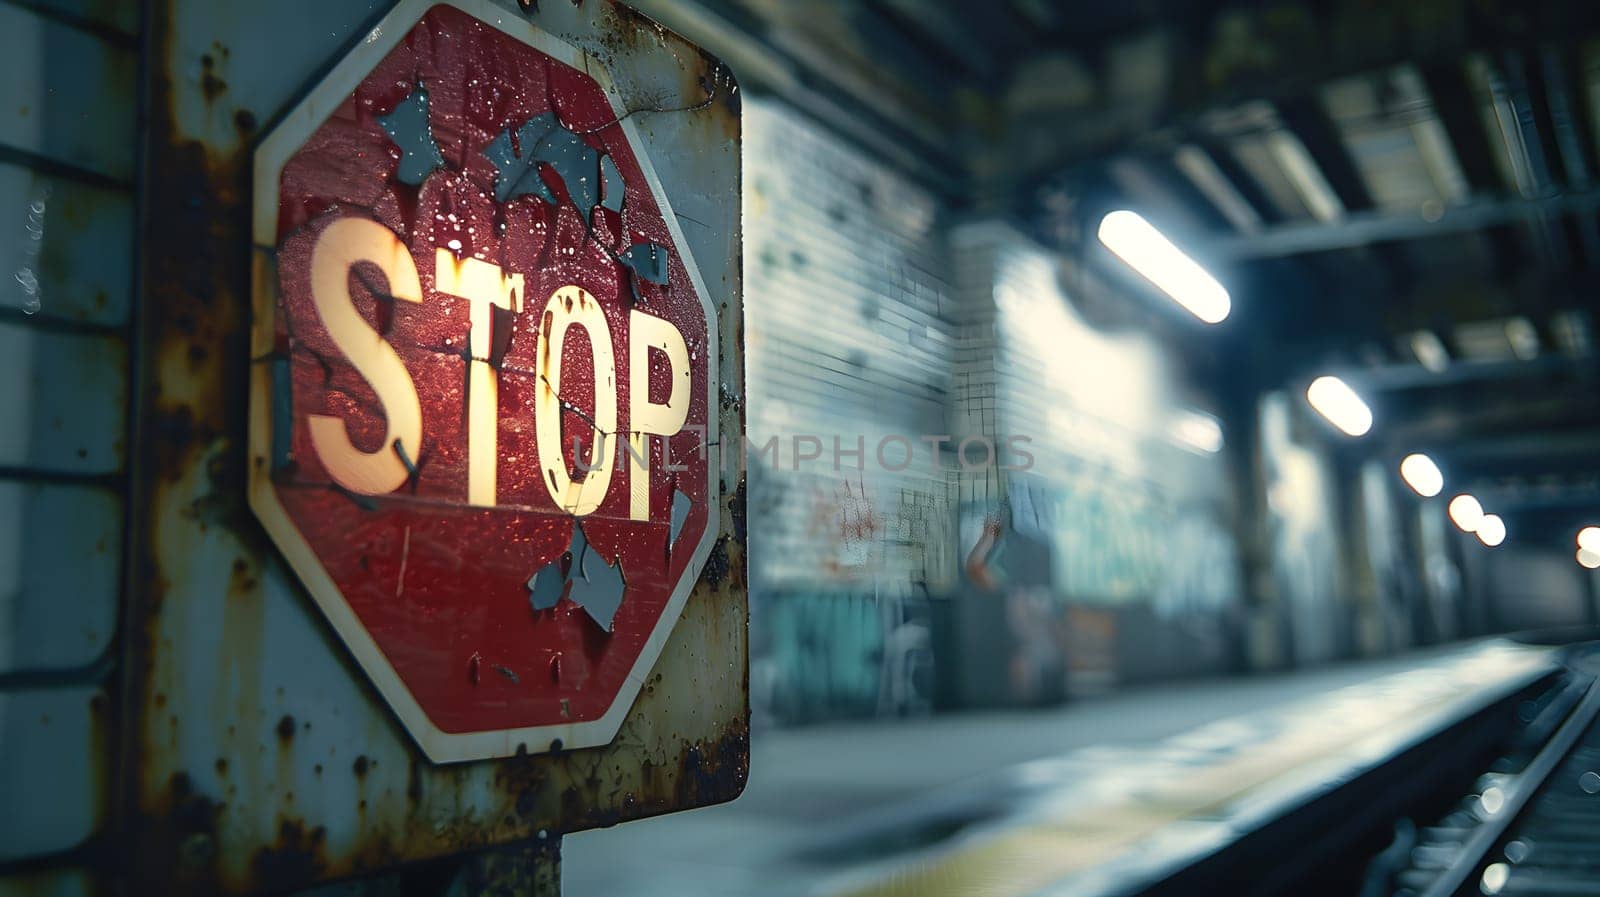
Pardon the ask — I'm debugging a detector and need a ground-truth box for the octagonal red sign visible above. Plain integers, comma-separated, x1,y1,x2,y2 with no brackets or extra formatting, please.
249,1,720,762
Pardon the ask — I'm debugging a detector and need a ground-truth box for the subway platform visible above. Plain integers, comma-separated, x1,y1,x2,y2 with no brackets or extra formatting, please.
563,640,1561,897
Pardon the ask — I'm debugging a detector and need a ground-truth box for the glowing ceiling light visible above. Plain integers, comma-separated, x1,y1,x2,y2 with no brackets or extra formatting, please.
1408,330,1450,373
1098,210,1231,324
1578,547,1600,570
1481,863,1509,896
1448,494,1484,532
1170,409,1224,454
1579,526,1600,554
1305,375,1372,436
1476,514,1506,547
1399,453,1443,498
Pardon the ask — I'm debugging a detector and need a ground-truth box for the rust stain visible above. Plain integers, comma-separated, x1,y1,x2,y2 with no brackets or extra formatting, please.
730,475,747,545
693,53,742,144
703,535,731,589
128,1,272,887
125,0,747,891
249,820,327,894
673,718,750,809
453,837,561,897
199,50,228,105
133,773,223,894
197,44,232,106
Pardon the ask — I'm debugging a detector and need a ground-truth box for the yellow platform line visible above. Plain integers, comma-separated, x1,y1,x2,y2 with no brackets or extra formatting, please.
833,643,1551,897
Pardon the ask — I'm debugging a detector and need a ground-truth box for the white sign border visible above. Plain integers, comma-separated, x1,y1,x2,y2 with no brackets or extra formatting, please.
248,0,722,764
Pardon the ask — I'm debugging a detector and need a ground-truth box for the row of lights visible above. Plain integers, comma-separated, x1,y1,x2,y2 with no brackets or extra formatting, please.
1412,468,1600,567
1578,527,1600,570
1095,211,1515,552
1397,453,1506,546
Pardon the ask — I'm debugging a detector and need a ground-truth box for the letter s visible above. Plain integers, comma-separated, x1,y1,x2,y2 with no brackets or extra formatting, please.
306,217,424,496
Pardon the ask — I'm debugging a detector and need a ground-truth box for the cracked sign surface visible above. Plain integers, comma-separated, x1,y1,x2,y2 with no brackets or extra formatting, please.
526,523,626,631
251,2,719,762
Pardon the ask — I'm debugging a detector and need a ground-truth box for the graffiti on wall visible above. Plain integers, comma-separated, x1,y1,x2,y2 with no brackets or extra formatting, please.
1261,394,1346,663
748,463,954,589
751,587,936,725
952,472,1240,704
962,476,1239,613
804,474,884,575
1152,512,1242,618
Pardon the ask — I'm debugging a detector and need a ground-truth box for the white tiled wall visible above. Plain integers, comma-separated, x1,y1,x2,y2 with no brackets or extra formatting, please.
743,97,959,594
0,0,133,875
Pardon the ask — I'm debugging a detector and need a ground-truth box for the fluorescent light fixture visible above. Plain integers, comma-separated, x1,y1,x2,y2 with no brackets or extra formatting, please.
1448,494,1484,532
1482,863,1510,896
1098,211,1231,324
1305,375,1373,436
1578,526,1600,554
1265,130,1345,222
1399,453,1443,498
1171,409,1225,454
1408,330,1450,373
1505,317,1540,360
1580,547,1600,570
1476,513,1506,547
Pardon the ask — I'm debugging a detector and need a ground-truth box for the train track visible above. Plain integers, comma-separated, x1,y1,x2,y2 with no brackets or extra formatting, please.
777,640,1595,897
1367,647,1600,897
1122,641,1600,897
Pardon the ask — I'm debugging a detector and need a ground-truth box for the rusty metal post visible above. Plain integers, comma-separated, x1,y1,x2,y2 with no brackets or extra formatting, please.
442,836,561,897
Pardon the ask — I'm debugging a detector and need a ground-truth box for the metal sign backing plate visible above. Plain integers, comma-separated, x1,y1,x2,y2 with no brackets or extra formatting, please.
132,0,745,890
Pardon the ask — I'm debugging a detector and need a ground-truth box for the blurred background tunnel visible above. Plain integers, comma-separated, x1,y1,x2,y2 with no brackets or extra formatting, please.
617,0,1600,726
9,0,1600,895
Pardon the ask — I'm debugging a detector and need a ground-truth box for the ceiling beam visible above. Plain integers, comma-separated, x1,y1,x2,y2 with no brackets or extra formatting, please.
1420,61,1505,192
1000,0,1600,199
1540,46,1600,264
1352,352,1594,392
1475,482,1600,514
1442,429,1600,476
623,0,968,194
1191,188,1600,260
870,0,1003,85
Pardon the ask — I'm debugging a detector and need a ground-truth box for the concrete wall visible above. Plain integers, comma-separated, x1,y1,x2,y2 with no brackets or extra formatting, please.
1465,541,1598,632
742,97,956,723
943,222,1242,704
740,103,1249,722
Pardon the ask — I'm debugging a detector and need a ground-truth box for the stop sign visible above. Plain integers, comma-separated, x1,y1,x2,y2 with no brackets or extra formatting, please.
249,1,722,763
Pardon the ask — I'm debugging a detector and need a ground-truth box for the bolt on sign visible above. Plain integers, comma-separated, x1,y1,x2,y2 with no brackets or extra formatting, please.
249,0,741,765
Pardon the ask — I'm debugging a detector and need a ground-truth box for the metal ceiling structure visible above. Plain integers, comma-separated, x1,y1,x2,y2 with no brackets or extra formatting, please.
633,0,1600,551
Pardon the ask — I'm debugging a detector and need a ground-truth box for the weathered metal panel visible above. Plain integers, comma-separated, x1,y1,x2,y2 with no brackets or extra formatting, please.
0,162,135,326
0,6,134,897
127,0,745,892
26,0,139,35
0,323,127,474
0,3,137,182
0,481,121,673
0,867,95,897
0,686,109,862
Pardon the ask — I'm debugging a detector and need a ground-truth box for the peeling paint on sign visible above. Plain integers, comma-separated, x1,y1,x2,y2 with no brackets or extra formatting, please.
378,82,446,185
129,0,745,887
250,0,725,763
